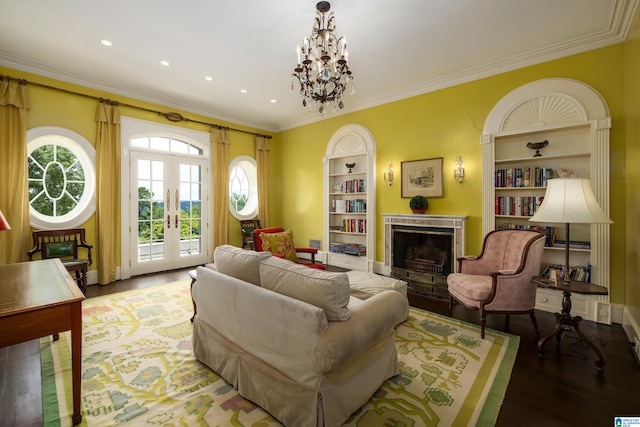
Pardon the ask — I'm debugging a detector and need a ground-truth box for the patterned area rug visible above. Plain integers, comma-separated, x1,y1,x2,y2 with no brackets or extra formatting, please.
41,280,519,426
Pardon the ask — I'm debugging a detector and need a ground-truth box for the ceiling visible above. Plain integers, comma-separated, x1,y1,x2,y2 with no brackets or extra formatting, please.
0,0,638,132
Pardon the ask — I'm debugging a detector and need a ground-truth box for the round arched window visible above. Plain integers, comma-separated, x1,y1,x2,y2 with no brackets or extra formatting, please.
27,127,96,229
229,156,258,220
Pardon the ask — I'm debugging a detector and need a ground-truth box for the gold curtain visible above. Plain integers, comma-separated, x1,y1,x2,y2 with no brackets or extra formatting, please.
0,80,30,264
212,127,230,250
95,101,121,284
256,135,270,227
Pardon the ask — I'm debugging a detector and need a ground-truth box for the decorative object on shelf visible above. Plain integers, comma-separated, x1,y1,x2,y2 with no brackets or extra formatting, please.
557,169,575,178
529,178,612,284
383,163,393,185
291,1,354,117
526,140,549,157
454,156,465,184
0,209,10,231
345,162,355,173
401,157,444,198
409,195,429,214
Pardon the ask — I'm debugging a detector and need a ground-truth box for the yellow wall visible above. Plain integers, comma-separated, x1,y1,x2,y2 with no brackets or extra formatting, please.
278,44,628,303
0,41,633,305
624,37,640,314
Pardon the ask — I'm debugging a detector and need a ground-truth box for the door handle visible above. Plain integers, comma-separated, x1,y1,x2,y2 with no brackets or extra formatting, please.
175,214,179,229
175,189,179,212
167,214,171,229
166,189,170,210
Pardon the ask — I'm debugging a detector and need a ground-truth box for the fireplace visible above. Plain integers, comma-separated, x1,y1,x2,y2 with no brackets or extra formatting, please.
383,214,466,298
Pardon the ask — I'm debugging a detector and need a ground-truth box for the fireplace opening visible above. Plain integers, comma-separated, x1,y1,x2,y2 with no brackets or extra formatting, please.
391,225,454,298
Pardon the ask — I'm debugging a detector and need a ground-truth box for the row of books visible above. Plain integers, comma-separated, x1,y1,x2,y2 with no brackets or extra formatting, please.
495,167,555,188
329,242,367,256
540,263,592,282
334,179,366,194
498,223,556,247
329,219,367,233
497,223,590,249
332,198,366,213
495,196,544,217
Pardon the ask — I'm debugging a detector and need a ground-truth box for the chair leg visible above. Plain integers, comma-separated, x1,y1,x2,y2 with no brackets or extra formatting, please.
480,310,487,339
448,295,454,311
530,311,540,338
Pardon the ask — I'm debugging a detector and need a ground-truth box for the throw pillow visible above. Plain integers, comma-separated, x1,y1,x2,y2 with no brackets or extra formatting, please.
260,230,297,262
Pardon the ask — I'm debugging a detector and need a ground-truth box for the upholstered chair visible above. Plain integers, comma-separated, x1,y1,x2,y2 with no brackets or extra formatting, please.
447,229,546,338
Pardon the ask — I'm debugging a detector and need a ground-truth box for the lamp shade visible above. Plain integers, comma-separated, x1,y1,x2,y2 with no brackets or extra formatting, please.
530,178,612,224
0,209,10,231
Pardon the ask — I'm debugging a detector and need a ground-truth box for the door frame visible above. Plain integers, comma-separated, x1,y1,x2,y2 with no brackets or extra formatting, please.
120,117,212,280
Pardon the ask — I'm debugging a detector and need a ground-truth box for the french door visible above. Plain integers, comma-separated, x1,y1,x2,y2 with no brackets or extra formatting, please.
129,151,208,276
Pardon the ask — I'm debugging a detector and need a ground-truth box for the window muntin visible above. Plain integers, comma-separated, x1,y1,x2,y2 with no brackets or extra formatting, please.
27,127,96,229
229,156,258,220
131,135,204,155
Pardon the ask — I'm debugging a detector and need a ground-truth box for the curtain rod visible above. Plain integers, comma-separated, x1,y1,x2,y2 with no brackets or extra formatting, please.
0,73,272,139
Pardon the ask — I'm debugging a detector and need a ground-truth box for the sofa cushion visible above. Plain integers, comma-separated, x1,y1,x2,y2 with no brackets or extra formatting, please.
213,245,271,286
260,229,297,261
260,256,351,321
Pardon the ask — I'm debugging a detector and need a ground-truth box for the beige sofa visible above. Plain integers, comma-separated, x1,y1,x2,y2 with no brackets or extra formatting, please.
191,245,409,426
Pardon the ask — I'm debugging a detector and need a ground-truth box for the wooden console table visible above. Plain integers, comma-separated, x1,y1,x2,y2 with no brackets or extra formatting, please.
531,276,608,372
0,259,85,424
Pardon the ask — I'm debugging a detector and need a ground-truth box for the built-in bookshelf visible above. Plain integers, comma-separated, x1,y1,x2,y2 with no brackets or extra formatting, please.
481,78,611,323
323,125,376,272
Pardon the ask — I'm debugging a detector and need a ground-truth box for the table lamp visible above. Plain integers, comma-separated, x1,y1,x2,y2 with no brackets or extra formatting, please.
0,209,10,232
529,178,612,284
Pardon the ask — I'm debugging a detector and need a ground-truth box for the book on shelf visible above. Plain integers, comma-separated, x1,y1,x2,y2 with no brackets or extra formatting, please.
344,243,367,256
333,179,367,194
497,223,557,247
495,167,555,188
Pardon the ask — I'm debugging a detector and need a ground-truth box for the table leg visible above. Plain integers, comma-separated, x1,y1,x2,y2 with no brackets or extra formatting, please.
71,301,83,425
572,315,607,371
538,312,563,357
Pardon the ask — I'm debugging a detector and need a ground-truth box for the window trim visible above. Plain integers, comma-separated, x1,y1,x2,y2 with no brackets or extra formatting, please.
229,155,258,220
27,126,96,230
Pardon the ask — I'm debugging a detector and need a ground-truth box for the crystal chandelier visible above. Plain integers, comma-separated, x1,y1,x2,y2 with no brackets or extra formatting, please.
291,1,354,117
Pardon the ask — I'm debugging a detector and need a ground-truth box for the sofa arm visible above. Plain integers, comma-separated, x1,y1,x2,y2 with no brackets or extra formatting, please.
317,290,408,371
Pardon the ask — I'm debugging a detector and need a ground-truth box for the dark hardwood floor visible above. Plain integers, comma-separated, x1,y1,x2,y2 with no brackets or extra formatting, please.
1,268,638,426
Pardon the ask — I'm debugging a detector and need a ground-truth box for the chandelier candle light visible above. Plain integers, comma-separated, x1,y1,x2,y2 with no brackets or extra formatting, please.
292,1,354,117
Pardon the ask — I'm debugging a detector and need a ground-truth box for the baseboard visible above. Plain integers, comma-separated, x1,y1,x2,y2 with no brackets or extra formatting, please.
87,267,122,286
622,305,640,367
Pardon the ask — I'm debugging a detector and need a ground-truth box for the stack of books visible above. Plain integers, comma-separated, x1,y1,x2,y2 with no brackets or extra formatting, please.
344,243,366,257
329,242,346,254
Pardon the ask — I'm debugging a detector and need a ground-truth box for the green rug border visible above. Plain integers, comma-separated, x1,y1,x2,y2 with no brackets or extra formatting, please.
408,305,520,426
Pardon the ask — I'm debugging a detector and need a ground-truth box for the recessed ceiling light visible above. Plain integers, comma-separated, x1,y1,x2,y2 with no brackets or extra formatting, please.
270,99,277,103
205,76,213,81
160,60,170,66
100,40,112,47
240,89,247,93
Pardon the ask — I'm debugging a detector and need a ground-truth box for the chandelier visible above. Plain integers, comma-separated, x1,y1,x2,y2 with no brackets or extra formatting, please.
291,1,354,117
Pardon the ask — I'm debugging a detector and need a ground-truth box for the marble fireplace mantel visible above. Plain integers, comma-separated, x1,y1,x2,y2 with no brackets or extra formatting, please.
382,214,466,276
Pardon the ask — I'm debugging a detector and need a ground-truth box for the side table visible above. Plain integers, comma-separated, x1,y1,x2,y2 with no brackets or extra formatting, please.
531,276,608,371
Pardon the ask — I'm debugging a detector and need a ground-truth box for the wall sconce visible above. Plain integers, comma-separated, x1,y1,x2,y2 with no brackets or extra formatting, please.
454,156,465,183
383,163,394,186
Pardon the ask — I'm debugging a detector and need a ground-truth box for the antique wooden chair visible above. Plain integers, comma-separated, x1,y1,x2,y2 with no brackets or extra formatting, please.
252,227,325,270
447,229,546,338
27,228,93,294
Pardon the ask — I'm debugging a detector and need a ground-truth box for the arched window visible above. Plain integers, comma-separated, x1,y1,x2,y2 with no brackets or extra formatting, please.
229,156,258,220
27,127,96,229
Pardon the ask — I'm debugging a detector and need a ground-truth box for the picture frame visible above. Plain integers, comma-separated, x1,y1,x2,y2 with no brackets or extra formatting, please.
401,157,444,198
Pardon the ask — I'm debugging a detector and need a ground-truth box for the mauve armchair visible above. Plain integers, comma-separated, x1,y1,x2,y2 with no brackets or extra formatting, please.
447,229,546,338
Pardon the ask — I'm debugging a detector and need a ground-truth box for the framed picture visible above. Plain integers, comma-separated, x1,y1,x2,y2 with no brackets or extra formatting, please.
401,157,444,198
